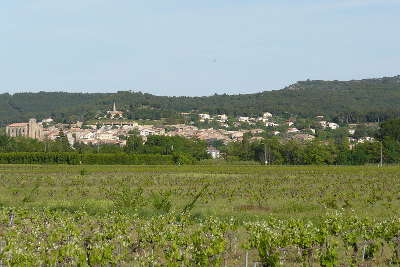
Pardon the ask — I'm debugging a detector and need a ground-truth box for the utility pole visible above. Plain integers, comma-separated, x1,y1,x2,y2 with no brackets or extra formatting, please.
264,143,268,165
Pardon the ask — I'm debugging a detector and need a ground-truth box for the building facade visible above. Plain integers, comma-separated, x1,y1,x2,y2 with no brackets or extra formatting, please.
6,118,43,140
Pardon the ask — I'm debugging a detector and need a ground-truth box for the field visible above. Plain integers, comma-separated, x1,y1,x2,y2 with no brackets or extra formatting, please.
1,164,400,266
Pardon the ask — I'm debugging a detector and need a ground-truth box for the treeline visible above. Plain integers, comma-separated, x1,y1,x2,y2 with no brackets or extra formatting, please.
0,133,208,164
0,133,208,155
2,76,400,126
0,152,178,165
225,139,388,165
225,119,400,165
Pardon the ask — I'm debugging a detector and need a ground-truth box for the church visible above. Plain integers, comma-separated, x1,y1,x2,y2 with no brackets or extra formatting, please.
107,102,124,119
6,118,43,140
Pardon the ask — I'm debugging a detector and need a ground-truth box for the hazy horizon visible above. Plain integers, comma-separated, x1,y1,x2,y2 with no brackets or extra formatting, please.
1,0,399,96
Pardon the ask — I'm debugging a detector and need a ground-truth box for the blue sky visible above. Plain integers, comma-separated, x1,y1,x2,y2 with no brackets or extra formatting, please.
1,0,399,96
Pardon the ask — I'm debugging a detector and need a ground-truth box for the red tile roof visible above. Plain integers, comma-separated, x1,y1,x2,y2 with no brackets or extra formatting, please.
7,123,28,127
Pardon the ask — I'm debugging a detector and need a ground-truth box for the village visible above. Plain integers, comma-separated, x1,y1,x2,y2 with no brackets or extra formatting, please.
5,102,377,153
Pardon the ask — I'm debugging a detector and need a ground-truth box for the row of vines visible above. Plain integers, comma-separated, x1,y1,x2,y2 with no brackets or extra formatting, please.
1,209,400,266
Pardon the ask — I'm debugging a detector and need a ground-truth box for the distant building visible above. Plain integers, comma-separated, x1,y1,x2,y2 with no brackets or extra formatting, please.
250,136,264,142
42,117,54,123
328,122,339,130
238,117,249,122
249,129,264,134
231,131,244,139
358,137,375,143
287,127,300,133
198,113,210,122
207,147,221,159
292,134,315,142
263,112,273,118
6,118,43,140
107,102,124,119
266,122,279,127
216,114,228,122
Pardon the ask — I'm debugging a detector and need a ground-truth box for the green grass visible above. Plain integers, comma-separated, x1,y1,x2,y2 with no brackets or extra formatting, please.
1,164,399,221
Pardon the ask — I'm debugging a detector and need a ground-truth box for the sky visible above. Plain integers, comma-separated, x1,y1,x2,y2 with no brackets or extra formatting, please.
0,0,399,96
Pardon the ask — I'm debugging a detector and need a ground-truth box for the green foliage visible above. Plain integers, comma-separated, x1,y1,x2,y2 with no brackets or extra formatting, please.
319,242,338,267
124,134,144,153
2,76,400,126
172,152,195,165
110,187,145,210
181,184,209,214
0,134,207,162
21,184,40,203
80,168,88,176
353,125,378,139
0,165,400,265
225,138,386,165
379,118,400,142
0,152,175,165
150,191,172,213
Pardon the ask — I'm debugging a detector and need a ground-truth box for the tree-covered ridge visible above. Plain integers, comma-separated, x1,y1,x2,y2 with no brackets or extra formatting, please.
1,75,400,125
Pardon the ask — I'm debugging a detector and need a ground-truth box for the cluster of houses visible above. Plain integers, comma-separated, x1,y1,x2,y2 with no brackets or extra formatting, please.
198,112,273,127
4,103,379,156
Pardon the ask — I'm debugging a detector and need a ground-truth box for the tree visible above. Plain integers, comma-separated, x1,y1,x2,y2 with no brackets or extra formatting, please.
51,130,72,152
379,119,400,142
124,135,144,154
383,136,400,163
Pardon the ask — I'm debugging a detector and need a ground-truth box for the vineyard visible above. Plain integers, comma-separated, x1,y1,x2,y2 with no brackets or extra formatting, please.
1,164,400,266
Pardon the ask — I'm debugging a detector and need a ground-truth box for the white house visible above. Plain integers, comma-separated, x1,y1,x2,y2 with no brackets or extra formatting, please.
238,117,249,122
42,118,54,123
81,132,96,140
358,137,375,143
140,129,156,136
266,122,279,127
328,122,339,130
216,114,228,122
263,112,273,118
199,114,211,121
287,128,300,133
97,133,118,141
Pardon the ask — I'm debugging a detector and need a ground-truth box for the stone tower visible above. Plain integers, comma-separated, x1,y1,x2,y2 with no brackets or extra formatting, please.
28,118,42,140
6,118,43,140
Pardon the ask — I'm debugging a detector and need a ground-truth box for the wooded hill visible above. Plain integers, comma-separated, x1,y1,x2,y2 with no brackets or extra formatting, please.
1,75,400,126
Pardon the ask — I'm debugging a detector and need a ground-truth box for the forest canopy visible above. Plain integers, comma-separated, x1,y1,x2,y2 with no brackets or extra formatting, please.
1,75,400,126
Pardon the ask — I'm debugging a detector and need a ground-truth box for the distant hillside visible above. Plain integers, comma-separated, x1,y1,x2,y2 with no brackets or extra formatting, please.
1,75,400,126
